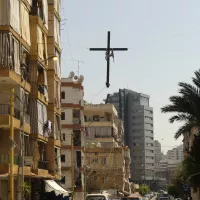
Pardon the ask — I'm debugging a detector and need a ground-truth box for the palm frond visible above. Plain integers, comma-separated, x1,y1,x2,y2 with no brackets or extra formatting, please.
174,123,197,139
179,82,200,97
161,96,193,114
169,114,193,123
192,69,200,89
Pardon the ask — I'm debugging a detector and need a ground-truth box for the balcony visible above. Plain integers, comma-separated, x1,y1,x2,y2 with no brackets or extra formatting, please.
38,160,48,170
73,130,81,147
0,104,21,129
73,119,81,125
0,154,19,165
0,154,19,174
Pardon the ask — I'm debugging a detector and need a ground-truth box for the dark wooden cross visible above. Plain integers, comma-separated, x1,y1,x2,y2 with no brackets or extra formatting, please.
90,31,128,88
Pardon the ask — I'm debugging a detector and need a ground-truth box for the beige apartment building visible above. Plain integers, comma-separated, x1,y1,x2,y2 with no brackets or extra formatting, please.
84,104,131,195
61,72,85,200
0,0,67,199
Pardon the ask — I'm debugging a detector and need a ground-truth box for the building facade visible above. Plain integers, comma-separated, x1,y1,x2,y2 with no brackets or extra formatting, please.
167,145,184,161
154,140,162,168
106,89,155,182
0,0,65,199
61,72,85,200
84,104,131,195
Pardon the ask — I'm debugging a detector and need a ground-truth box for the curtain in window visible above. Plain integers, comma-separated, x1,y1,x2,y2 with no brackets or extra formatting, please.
43,34,48,64
21,2,31,45
0,0,20,35
37,101,43,135
13,38,20,75
37,27,44,60
54,0,60,14
42,0,48,29
55,49,61,78
43,70,48,102
54,16,60,46
27,0,32,6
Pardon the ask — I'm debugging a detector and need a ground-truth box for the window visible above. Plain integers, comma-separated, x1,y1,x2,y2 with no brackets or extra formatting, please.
140,97,149,106
145,123,153,127
61,112,65,120
62,133,65,141
61,91,65,99
61,155,65,162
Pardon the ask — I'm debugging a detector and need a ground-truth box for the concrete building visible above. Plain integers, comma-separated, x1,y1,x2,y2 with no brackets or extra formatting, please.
106,89,154,182
167,144,184,161
155,159,181,187
84,104,131,195
0,0,65,199
154,140,162,168
61,72,85,200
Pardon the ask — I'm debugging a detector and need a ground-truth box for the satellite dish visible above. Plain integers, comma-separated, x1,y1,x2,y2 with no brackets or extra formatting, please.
78,75,84,83
69,71,74,78
74,75,78,80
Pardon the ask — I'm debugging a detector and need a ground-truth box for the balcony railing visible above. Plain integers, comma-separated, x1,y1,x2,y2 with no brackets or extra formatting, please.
24,114,30,125
73,119,81,125
0,154,19,165
38,160,48,170
0,104,20,120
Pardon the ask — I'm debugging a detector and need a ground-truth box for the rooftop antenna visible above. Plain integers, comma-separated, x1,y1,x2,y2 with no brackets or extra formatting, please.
71,59,84,76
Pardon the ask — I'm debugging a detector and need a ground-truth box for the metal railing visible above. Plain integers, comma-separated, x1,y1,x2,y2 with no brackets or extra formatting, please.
38,160,48,170
0,104,20,120
0,154,19,165
24,114,30,125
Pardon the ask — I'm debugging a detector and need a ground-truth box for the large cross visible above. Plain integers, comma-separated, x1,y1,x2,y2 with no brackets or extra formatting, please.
90,31,128,88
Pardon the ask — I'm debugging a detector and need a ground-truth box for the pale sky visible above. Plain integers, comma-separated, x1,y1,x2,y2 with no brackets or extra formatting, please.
60,0,200,152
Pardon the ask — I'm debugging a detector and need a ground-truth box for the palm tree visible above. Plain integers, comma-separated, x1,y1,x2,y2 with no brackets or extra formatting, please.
161,69,200,139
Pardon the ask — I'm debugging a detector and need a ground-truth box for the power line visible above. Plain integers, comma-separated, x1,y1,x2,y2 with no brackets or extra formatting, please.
90,86,106,104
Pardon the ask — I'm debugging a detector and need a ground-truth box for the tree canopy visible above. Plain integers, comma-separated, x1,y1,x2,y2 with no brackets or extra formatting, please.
161,69,200,139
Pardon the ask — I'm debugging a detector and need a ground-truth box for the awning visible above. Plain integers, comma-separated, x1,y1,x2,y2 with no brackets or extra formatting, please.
45,180,69,196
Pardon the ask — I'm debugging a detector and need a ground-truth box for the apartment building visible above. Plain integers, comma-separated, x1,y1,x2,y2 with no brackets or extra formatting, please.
61,72,85,200
167,145,184,161
154,140,162,168
106,89,155,183
84,104,131,195
0,1,66,199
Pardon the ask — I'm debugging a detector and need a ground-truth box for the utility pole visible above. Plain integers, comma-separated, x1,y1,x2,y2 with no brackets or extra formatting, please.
90,31,128,88
10,88,14,200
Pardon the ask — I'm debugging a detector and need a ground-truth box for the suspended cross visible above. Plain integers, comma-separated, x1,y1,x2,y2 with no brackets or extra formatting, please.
90,31,128,88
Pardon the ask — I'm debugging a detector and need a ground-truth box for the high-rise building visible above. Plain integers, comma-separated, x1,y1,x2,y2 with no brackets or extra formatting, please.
61,72,85,200
0,1,67,199
106,89,154,182
167,144,184,161
154,140,162,167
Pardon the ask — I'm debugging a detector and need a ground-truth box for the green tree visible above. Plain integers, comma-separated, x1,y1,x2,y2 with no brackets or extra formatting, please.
167,184,179,197
139,184,150,196
161,69,200,191
161,69,200,139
